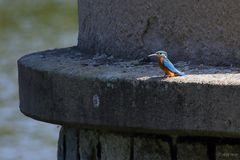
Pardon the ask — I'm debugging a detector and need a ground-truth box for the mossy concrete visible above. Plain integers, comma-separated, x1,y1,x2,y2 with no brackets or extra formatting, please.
58,128,79,160
216,144,240,160
78,130,99,160
100,133,131,160
58,128,240,160
134,137,170,160
18,47,240,137
59,128,171,160
177,143,208,160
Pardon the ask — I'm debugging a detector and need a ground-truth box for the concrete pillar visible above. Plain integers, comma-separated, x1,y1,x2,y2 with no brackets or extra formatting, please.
78,0,240,66
18,0,240,160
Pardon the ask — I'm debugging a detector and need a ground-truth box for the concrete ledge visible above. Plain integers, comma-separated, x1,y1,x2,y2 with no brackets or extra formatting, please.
18,47,240,137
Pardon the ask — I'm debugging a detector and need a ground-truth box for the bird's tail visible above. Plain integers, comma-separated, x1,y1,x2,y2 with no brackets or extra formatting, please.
178,72,186,76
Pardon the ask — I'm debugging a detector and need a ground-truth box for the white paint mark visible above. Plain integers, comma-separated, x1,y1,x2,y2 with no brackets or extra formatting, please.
92,94,100,108
106,83,114,88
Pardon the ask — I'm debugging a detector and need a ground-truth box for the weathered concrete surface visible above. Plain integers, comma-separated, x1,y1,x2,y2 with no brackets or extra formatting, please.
61,128,171,160
59,128,240,160
57,128,65,160
79,130,131,160
78,0,240,66
18,47,240,137
69,128,131,160
100,133,131,160
216,144,240,160
79,130,99,160
134,137,170,160
58,127,79,160
177,143,208,160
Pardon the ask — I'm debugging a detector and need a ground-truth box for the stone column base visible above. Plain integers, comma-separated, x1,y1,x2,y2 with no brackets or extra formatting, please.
58,127,240,160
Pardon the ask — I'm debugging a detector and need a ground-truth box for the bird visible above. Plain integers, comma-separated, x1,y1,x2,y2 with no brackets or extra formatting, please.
148,51,186,78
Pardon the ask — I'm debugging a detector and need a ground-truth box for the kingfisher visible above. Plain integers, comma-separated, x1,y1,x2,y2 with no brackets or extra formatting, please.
148,51,186,78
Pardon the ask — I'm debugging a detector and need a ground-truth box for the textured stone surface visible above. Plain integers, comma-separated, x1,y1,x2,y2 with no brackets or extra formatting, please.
79,130,99,160
216,144,240,160
18,48,240,137
78,130,131,160
65,128,79,160
78,0,240,66
63,129,132,160
58,127,79,160
177,143,208,160
134,137,170,160
59,128,240,160
58,128,65,160
61,128,171,160
100,133,131,160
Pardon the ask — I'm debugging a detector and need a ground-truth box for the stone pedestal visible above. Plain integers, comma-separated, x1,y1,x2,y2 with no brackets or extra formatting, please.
18,0,240,159
18,47,240,159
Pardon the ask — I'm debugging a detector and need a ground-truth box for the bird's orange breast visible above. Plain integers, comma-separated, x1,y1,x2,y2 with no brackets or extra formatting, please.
158,57,177,77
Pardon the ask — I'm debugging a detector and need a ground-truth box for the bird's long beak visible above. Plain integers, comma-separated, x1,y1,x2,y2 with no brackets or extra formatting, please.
148,53,157,57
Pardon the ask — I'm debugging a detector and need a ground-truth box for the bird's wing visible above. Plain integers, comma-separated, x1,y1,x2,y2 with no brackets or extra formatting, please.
163,59,182,74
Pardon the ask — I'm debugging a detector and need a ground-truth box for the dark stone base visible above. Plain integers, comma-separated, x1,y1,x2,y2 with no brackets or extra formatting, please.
58,127,240,160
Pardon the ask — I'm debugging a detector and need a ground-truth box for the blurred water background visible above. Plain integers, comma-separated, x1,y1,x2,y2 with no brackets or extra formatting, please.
0,0,78,159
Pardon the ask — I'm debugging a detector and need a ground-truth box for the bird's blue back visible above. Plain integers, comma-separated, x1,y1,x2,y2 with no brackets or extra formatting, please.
163,58,185,76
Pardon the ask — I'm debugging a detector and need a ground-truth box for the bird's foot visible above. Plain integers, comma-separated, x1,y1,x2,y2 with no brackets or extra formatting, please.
163,75,172,78
164,74,179,78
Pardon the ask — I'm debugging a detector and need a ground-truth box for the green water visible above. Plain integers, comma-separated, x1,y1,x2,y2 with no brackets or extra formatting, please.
0,0,78,159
